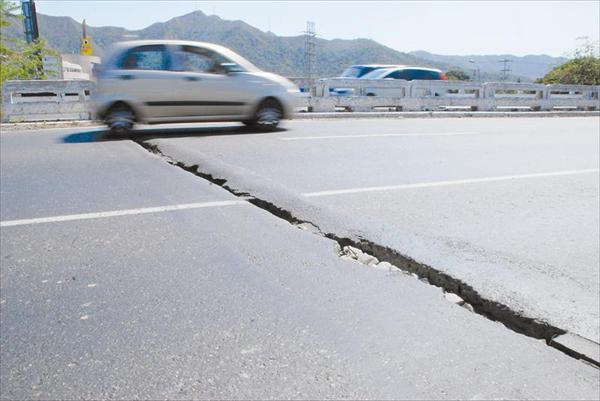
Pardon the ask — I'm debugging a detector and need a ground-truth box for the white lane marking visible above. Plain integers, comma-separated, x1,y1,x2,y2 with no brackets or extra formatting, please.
0,200,247,228
280,132,478,141
302,169,600,198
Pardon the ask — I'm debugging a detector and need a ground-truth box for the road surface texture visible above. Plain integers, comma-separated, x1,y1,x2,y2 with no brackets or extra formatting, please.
0,118,599,399
142,118,600,344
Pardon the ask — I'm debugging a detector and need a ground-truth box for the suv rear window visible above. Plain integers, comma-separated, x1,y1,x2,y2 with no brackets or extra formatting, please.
388,70,411,80
120,45,169,71
406,69,440,80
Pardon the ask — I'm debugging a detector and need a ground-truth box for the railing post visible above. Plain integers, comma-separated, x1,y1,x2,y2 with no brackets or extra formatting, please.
482,83,491,99
1,82,12,123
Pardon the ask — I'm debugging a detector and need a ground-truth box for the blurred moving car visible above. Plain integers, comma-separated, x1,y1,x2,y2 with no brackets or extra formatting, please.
360,66,448,96
93,40,300,133
361,66,447,81
328,64,398,95
339,64,399,79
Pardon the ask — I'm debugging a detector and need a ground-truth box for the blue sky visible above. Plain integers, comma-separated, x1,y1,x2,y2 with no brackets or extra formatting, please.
33,1,600,57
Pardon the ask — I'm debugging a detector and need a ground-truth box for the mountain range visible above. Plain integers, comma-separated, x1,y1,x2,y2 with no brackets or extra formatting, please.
3,10,567,81
409,51,567,82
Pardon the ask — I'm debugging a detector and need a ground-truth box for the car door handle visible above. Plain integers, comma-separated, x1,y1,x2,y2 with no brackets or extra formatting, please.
119,74,134,80
184,76,201,81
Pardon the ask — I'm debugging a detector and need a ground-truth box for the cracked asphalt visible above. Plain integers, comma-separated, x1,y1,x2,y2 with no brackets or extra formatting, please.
143,118,600,344
1,118,599,399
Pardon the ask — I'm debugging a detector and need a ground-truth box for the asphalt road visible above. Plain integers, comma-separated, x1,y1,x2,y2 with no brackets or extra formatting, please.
144,117,600,343
1,119,599,399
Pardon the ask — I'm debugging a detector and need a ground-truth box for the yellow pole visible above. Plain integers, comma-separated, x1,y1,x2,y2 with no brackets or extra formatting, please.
80,19,93,56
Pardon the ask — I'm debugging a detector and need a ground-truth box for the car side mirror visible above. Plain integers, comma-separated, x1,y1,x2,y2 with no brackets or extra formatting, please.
219,62,240,75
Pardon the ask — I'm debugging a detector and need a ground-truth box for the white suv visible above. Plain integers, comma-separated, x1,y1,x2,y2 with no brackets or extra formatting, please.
93,40,300,133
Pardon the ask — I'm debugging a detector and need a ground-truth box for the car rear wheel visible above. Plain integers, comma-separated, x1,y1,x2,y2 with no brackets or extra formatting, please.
245,99,282,131
105,103,135,135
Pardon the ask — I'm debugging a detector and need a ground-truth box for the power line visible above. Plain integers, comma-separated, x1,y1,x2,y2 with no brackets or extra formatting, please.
304,21,316,88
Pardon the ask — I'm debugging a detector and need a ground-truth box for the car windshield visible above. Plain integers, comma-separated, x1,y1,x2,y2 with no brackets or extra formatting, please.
361,68,393,79
341,66,386,78
213,46,260,72
340,66,364,78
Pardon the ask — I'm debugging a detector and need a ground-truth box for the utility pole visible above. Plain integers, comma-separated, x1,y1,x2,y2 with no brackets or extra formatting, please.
20,0,40,44
304,21,316,91
469,59,480,82
499,59,512,81
20,0,44,78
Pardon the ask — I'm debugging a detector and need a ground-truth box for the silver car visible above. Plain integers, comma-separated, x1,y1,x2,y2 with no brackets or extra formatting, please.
93,40,300,133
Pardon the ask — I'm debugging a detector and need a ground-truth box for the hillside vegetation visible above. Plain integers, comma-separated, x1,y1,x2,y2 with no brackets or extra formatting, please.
0,1,56,91
538,40,600,85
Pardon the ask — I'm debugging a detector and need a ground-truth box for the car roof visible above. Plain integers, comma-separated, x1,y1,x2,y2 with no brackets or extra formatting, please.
350,64,401,68
110,39,233,54
378,66,443,73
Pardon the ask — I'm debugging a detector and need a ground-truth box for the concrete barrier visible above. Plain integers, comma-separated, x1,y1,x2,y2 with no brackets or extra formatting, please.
1,80,95,123
2,79,599,123
309,79,600,112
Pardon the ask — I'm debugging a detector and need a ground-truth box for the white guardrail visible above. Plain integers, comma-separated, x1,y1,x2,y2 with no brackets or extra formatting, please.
1,79,599,123
307,79,600,112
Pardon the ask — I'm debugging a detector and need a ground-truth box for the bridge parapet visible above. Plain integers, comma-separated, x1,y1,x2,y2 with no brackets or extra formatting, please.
1,80,95,123
308,79,600,112
2,79,599,122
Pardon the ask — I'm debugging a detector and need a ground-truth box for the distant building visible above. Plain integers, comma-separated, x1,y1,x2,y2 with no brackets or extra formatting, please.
62,60,88,80
61,54,101,81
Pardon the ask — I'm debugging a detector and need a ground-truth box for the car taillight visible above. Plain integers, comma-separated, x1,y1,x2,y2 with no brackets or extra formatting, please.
440,73,448,80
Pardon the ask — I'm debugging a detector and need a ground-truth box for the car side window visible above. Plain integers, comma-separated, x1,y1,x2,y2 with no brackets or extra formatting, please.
121,45,169,71
171,46,225,74
405,70,418,80
419,70,432,80
389,70,410,80
408,69,434,80
428,71,441,80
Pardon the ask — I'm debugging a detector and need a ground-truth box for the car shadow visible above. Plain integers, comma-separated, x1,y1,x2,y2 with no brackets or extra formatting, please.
62,124,288,144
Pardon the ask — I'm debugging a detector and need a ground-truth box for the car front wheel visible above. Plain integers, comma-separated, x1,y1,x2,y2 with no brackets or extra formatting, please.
245,99,282,131
105,103,135,135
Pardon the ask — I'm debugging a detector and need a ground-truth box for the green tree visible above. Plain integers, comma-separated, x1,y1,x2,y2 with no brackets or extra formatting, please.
1,0,56,85
445,69,470,81
538,37,600,85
